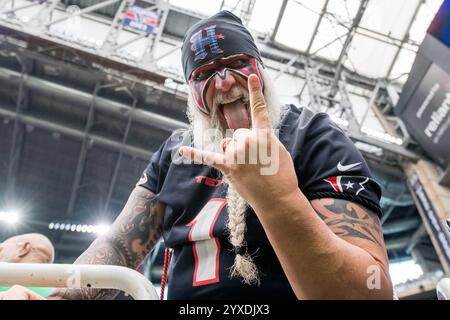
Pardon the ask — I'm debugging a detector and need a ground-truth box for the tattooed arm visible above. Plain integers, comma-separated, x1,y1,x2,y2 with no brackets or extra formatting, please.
311,198,390,274
253,191,393,299
49,186,165,300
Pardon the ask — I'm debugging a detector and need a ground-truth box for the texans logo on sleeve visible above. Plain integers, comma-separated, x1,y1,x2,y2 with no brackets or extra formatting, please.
323,176,369,196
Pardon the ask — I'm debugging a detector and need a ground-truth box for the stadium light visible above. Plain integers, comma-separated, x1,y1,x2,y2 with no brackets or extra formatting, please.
93,224,110,235
48,221,111,235
0,211,20,224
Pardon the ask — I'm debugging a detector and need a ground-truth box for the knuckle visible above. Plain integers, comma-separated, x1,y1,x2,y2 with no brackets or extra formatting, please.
253,101,266,111
10,285,23,291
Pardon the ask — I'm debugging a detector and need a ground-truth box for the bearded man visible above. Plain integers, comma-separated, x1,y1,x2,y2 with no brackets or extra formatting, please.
1,10,393,300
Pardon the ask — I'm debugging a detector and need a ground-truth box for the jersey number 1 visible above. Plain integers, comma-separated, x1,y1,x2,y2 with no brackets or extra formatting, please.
187,198,227,286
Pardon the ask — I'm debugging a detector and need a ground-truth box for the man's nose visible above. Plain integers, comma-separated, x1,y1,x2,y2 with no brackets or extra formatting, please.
214,69,236,92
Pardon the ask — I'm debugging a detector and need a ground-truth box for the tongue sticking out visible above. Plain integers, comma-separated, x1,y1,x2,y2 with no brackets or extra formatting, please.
221,99,250,130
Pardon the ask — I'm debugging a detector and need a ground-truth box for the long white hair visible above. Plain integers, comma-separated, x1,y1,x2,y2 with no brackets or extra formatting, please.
186,65,284,284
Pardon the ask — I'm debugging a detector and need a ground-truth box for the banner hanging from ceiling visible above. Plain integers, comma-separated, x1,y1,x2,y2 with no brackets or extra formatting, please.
122,5,159,34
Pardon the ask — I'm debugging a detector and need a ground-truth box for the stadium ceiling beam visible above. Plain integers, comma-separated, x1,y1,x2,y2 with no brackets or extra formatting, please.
357,26,421,48
270,0,288,42
0,57,417,163
0,1,42,15
273,0,330,81
0,66,188,132
0,8,378,91
0,23,168,84
45,0,120,27
338,78,362,131
0,0,11,10
329,0,369,97
0,11,421,163
406,224,427,254
383,217,422,235
385,236,410,251
65,82,104,221
31,0,60,29
0,106,152,159
100,0,135,54
242,0,257,25
348,130,419,161
305,0,330,55
273,53,301,81
386,0,423,79
359,81,382,128
103,93,137,215
256,41,377,90
113,32,147,50
6,55,30,199
221,0,257,25
140,0,170,68
149,42,183,64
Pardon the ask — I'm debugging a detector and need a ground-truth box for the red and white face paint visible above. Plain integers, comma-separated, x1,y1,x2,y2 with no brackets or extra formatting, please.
188,54,263,115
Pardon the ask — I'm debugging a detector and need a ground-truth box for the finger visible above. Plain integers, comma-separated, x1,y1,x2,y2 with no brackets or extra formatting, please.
5,285,45,300
26,291,46,300
231,128,252,163
248,74,271,129
179,147,226,170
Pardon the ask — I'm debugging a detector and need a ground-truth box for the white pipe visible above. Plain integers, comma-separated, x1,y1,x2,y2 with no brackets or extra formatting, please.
0,67,189,132
437,278,450,300
0,263,159,300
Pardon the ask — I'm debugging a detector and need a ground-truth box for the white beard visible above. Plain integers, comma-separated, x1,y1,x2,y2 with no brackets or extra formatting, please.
185,66,284,284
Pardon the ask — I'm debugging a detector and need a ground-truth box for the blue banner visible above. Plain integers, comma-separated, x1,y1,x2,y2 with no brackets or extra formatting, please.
122,5,159,34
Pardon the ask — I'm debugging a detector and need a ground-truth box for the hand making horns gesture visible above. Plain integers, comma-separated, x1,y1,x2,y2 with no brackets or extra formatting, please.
180,74,300,213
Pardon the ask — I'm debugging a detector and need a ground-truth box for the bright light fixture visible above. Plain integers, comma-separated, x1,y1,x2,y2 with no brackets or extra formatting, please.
0,211,20,224
93,225,110,235
48,222,111,235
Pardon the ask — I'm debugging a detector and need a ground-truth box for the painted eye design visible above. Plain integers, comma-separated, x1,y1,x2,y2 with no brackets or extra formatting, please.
228,59,247,69
193,70,215,81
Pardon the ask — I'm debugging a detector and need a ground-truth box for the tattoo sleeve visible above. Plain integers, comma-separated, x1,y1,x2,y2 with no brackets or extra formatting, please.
50,186,165,300
311,198,384,247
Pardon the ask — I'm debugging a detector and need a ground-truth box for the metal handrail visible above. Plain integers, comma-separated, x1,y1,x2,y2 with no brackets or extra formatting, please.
0,263,159,300
436,278,450,300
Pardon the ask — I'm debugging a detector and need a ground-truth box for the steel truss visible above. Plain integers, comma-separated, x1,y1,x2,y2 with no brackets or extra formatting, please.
0,1,429,159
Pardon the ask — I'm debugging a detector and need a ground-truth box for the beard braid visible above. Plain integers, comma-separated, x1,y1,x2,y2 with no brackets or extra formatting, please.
226,182,260,285
186,65,284,285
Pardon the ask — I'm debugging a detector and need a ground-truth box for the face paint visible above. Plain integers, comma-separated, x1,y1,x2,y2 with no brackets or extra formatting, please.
189,55,263,115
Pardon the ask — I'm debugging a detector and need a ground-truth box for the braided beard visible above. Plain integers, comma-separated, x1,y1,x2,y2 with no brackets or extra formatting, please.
186,67,283,284
225,182,260,284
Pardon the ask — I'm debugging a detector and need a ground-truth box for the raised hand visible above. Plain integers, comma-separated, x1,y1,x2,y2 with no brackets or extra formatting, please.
180,74,299,213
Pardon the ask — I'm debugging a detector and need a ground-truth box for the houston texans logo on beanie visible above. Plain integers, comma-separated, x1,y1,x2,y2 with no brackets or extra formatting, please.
190,25,225,61
181,10,263,81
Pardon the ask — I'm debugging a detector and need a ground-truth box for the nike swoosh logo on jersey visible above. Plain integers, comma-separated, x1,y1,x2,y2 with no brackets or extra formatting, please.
337,161,361,172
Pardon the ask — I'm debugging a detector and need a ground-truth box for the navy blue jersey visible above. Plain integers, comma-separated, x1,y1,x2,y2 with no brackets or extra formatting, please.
137,105,382,299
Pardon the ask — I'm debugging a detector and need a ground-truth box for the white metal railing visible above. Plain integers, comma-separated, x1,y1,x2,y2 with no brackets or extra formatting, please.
0,263,159,300
436,278,450,300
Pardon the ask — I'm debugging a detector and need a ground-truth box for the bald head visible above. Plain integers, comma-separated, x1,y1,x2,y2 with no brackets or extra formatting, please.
0,233,55,264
